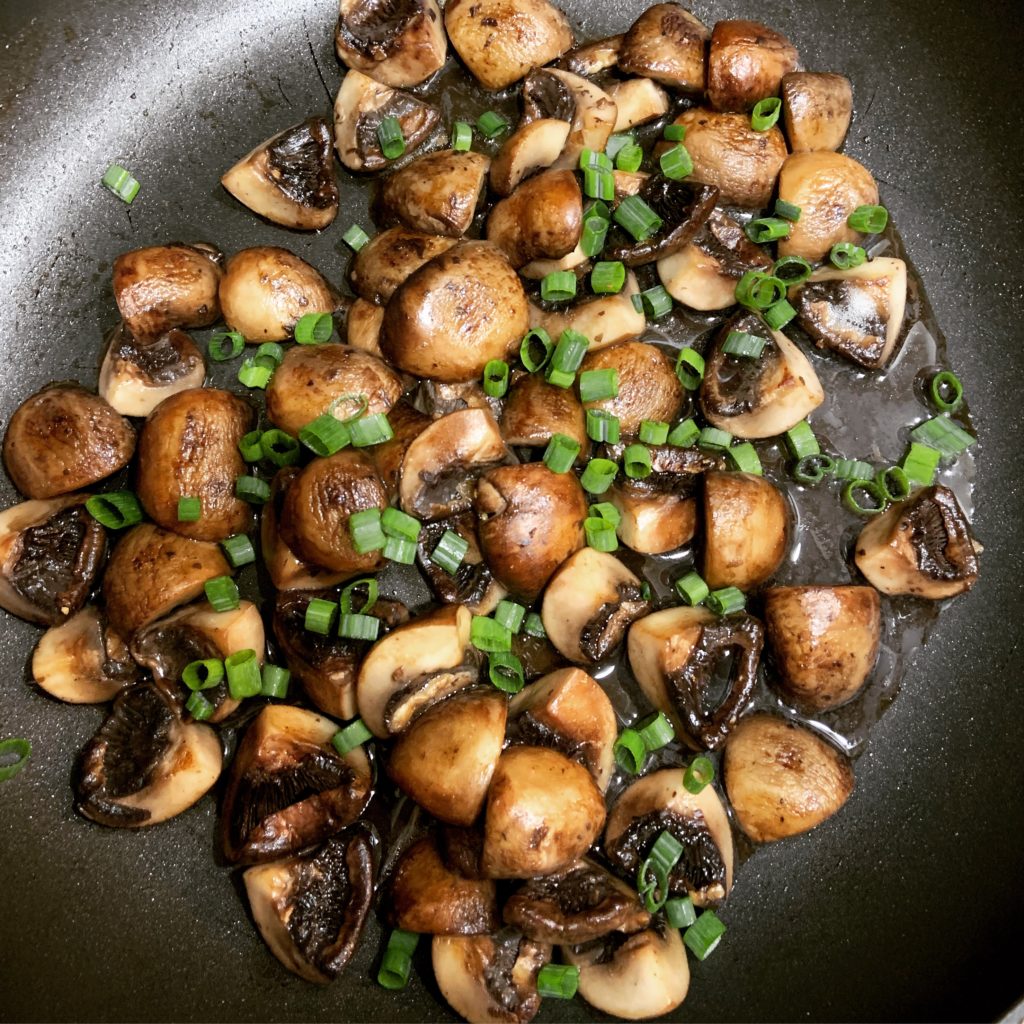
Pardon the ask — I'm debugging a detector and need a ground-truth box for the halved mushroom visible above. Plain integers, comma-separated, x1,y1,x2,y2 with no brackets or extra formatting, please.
563,924,690,1021
440,824,490,881
703,470,788,590
559,34,622,76
519,243,591,281
98,325,206,418
707,19,800,112
32,606,140,704
112,243,223,341
530,271,647,351
613,169,649,198
136,387,254,542
507,667,617,791
490,120,572,197
701,312,824,438
333,70,440,173
617,3,708,91
377,149,490,237
0,495,106,626
608,484,698,554
102,523,231,636
854,485,979,598
483,746,606,878
627,605,763,749
221,118,338,230
513,629,566,684
781,71,853,153
219,246,341,342
607,78,670,132
334,0,447,87
349,227,456,305
399,408,511,519
381,242,527,382
777,152,881,261
764,585,880,711
475,463,587,602
499,373,587,452
793,257,907,370
367,402,432,503
74,683,222,827
486,169,582,270
3,383,135,500
542,548,652,664
604,768,734,906
220,704,372,864
357,604,481,736
417,513,507,615
389,835,500,935
344,298,385,356
388,688,508,825
433,932,550,1024
245,827,375,983
723,712,854,842
415,379,499,420
444,0,573,90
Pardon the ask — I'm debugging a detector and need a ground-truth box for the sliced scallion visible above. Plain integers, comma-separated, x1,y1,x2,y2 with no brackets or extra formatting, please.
85,491,143,529
431,529,469,575
706,586,745,616
204,575,240,612
333,718,373,755
543,433,581,474
580,457,618,493
751,97,782,131
225,649,262,700
294,312,334,344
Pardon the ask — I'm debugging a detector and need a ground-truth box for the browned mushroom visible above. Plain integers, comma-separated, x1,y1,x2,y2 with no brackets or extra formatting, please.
781,71,853,153
559,34,622,76
707,19,800,112
344,298,385,356
500,373,587,452
530,271,647,351
368,402,432,503
489,120,572,197
617,3,709,91
607,78,670,131
349,227,456,305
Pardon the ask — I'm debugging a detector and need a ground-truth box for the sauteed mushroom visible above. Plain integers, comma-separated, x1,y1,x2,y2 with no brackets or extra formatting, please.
349,227,456,304
781,71,853,153
610,485,698,555
500,373,587,452
707,19,799,112
617,3,709,91
559,34,622,76
607,78,670,131
531,272,647,351
344,298,385,356
490,120,572,197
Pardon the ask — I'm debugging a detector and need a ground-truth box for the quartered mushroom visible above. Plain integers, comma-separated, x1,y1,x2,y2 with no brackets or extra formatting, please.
530,271,646,351
444,0,573,90
333,70,440,173
482,746,606,878
334,0,447,87
363,402,429,504
541,547,652,664
388,687,508,825
604,768,735,906
609,484,698,555
723,712,854,842
98,325,206,418
700,312,824,438
607,78,670,131
628,605,764,749
112,242,223,341
344,298,385,356
3,383,135,500
349,226,456,305
559,34,622,76
356,604,481,737
32,606,140,703
854,484,980,598
433,932,551,1024
519,243,591,281
500,373,587,451
793,257,908,370
613,169,649,198
764,585,881,710
136,387,254,542
617,3,709,91
490,120,572,197
74,683,222,827
417,513,507,615
221,117,339,230
0,495,106,626
245,827,376,982
218,246,341,342
707,19,800,112
781,71,854,153
220,704,373,864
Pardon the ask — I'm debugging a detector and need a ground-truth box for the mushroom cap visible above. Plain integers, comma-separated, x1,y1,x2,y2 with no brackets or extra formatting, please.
559,34,623,77
349,226,456,304
617,2,709,91
781,71,853,153
523,69,617,171
707,18,800,112
500,372,588,451
343,297,385,357
489,119,572,197
367,401,432,504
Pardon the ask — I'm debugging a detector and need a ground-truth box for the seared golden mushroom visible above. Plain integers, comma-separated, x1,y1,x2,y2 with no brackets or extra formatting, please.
389,836,500,935
219,246,340,342
703,470,789,590
32,606,140,704
781,71,853,153
723,712,854,842
135,387,253,542
777,152,880,261
368,402,431,503
559,34,622,76
500,373,587,452
700,312,824,438
112,242,223,341
220,704,372,864
707,19,800,112
3,383,135,500
793,257,907,370
444,0,573,90
98,325,206,418
617,3,709,91
344,298,385,356
542,547,652,664
415,378,499,420
613,169,649,198
102,523,232,636
334,0,447,87
388,688,508,825
221,118,338,230
74,683,222,827
245,827,375,983
0,495,106,626
764,585,880,710
381,242,527,382
349,227,456,304
490,120,572,197
377,149,490,237
610,485,698,555
482,746,606,878
332,70,440,173
530,271,646,351
475,463,587,603
417,513,508,615
607,78,670,131
854,484,979,598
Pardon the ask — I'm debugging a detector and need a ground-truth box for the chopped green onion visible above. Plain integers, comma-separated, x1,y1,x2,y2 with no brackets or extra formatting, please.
847,204,888,234
260,429,300,467
585,199,611,222
238,430,264,462
638,830,684,912
876,466,912,503
185,692,215,721
579,368,619,403
471,615,512,653
260,664,291,699
383,535,417,564
377,115,406,160
328,394,371,423
663,123,686,142
605,133,635,160
684,911,726,960
333,718,373,756
536,964,579,1000
843,479,888,516
764,298,797,330
722,331,766,359
735,270,786,311
639,420,669,445
665,896,697,929
483,359,510,398
583,167,615,201
793,453,836,485
634,284,673,319
182,658,224,692
830,242,867,269
208,331,245,361
299,414,351,456
340,577,379,615
675,571,709,606
304,597,338,635
451,121,473,151
909,415,976,458
520,328,554,372
832,458,875,481
342,224,371,251
706,586,745,616
378,929,419,990
591,260,626,294
338,612,381,640
293,311,334,344
204,575,240,612
698,427,732,452
177,496,202,522
745,217,791,244
585,516,618,551
580,148,613,171
349,508,386,553
349,413,394,448
659,143,694,180
588,501,621,527
615,142,644,172
101,164,140,203
784,420,820,460
543,433,581,474
580,213,609,256
85,491,143,529
929,370,964,413
237,356,275,390
523,612,546,638
614,195,663,242
615,729,647,774
674,347,704,390
684,755,715,794
668,418,700,447
751,97,782,131
902,442,941,486
255,342,285,366
772,255,813,285
235,475,271,504
623,444,652,479
431,529,469,575
637,711,674,751
580,457,618,493
225,649,262,700
728,442,763,475
381,507,421,542
550,329,590,375
477,110,509,138
494,600,526,634
586,409,621,444
488,651,525,693
221,534,256,568
541,271,577,303
774,199,802,222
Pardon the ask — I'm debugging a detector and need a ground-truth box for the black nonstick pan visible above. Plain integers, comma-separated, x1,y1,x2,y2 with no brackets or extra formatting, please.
1,0,1022,1020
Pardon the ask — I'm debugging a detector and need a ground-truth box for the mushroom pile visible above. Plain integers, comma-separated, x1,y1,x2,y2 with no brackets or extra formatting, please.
1,1,981,1021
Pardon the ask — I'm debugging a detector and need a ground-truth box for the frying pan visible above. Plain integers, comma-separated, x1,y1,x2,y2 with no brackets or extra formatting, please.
1,0,1022,1020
